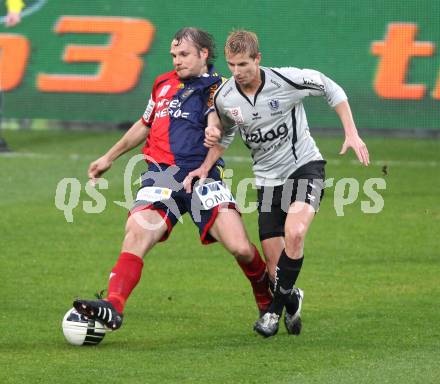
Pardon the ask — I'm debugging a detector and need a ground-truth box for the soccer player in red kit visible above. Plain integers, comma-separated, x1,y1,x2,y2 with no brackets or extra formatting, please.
73,28,272,331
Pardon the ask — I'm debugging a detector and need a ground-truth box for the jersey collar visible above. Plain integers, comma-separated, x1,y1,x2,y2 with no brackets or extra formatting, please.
235,68,266,107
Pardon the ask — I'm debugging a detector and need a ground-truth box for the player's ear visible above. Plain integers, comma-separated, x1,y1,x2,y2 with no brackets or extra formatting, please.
200,47,209,62
255,52,262,65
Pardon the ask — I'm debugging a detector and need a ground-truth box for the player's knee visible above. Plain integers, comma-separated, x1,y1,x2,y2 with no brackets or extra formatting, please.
124,226,143,243
125,215,144,236
284,224,306,252
124,216,157,252
230,242,253,262
123,228,146,251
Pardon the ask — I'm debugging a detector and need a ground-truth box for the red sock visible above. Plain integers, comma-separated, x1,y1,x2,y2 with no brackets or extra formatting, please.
237,246,272,311
106,252,144,313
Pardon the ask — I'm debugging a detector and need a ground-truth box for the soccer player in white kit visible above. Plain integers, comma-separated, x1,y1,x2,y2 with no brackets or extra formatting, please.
184,30,370,337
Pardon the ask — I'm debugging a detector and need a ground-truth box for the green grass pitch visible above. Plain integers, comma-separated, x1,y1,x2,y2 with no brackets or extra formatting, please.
0,130,439,384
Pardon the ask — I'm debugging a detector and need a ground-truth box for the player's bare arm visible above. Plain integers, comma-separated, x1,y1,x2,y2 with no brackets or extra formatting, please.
183,112,224,192
204,126,222,148
183,143,225,193
335,100,370,166
204,110,223,148
88,119,149,182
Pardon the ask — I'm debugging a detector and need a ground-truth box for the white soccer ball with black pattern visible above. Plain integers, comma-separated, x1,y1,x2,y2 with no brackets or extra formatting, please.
62,307,106,346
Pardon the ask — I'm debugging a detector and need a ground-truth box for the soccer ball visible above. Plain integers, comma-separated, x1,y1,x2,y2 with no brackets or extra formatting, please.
62,307,106,346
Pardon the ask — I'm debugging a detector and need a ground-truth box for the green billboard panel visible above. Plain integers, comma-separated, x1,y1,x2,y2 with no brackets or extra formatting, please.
1,0,439,130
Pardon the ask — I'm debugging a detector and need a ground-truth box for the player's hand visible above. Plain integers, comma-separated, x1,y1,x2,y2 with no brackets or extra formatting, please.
183,167,209,193
204,126,222,148
88,156,112,185
5,12,21,27
339,134,370,166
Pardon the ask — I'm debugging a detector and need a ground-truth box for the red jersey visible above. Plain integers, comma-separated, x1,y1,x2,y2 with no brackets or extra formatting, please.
141,66,223,170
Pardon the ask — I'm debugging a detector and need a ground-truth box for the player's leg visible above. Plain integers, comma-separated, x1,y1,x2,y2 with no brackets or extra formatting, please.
257,184,287,292
277,174,325,332
261,236,284,288
208,208,272,314
107,209,169,311
272,201,315,308
274,201,315,333
255,203,315,337
74,209,170,330
189,165,272,314
260,236,305,334
255,171,325,337
75,163,187,330
209,208,253,262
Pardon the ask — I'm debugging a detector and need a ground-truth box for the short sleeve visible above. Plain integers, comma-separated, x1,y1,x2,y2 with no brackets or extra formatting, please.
141,79,158,126
272,67,347,107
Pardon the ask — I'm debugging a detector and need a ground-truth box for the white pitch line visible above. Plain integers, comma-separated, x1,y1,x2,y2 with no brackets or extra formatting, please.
0,152,52,159
0,152,95,160
224,156,438,167
1,152,438,167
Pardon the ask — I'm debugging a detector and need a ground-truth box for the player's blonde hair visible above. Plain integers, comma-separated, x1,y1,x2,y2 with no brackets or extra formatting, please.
224,30,259,58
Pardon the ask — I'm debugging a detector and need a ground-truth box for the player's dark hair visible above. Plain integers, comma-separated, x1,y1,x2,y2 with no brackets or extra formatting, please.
173,27,216,64
225,30,259,59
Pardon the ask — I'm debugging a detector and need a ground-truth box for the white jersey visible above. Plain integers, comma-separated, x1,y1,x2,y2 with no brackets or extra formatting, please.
214,66,347,186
